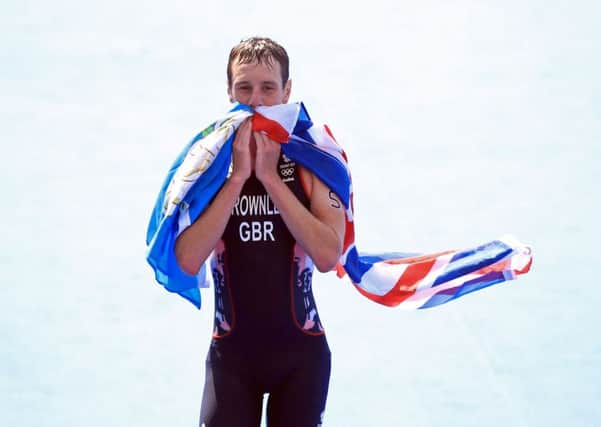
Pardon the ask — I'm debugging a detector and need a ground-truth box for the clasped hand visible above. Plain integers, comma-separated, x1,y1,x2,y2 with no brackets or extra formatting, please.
231,118,282,184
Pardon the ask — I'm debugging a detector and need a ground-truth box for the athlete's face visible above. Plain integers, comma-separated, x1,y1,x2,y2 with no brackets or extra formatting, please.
228,60,291,108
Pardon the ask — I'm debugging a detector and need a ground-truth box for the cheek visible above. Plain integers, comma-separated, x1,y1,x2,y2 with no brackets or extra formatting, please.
263,91,286,106
231,90,249,104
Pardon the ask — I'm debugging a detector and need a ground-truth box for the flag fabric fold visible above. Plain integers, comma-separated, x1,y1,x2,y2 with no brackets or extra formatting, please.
146,102,533,309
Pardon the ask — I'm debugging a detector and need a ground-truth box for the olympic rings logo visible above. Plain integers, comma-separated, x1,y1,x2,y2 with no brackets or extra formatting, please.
280,167,294,177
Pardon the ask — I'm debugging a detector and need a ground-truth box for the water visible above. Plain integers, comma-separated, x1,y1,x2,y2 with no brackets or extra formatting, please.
2,1,600,426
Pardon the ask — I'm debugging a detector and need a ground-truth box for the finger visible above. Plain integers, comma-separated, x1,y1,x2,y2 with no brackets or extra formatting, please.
253,131,266,151
260,131,280,147
241,119,252,135
254,131,278,147
235,120,252,146
253,131,265,142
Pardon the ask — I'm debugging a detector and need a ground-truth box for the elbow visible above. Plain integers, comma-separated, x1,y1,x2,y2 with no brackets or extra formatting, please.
174,241,200,276
313,249,341,273
180,259,200,276
312,233,343,273
176,253,199,276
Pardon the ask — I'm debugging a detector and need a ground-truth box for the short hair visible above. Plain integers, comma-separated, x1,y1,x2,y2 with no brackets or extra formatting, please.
227,37,290,87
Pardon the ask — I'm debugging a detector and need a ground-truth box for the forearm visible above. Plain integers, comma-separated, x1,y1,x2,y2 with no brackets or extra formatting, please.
261,175,342,272
174,176,245,275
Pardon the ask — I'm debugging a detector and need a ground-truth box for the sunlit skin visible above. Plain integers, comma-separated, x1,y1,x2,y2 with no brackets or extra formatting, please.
227,60,291,107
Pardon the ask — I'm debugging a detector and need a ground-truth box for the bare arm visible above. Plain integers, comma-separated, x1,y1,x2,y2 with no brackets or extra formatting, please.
174,119,253,275
254,132,346,272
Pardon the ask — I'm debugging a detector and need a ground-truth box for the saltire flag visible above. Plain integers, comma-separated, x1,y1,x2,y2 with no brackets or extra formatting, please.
145,102,533,309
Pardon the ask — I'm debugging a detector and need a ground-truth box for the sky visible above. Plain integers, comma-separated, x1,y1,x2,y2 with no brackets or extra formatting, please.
1,1,600,426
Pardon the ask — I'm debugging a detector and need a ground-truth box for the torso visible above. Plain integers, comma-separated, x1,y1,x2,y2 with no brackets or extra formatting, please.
209,153,328,361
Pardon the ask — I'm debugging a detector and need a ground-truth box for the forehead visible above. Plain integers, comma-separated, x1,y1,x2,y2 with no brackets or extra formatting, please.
230,60,282,84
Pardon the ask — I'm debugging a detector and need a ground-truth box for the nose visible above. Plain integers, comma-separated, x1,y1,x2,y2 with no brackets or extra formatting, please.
248,88,262,108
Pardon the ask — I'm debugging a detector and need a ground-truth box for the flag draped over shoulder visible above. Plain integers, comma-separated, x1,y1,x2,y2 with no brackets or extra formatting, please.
146,102,533,309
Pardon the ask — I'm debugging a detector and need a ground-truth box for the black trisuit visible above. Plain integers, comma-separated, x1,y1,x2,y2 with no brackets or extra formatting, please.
199,154,330,427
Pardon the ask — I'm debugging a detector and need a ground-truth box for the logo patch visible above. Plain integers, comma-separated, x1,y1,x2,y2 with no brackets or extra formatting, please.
279,161,296,183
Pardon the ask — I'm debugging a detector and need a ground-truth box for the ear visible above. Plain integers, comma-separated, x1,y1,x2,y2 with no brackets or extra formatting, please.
227,83,235,103
282,79,292,103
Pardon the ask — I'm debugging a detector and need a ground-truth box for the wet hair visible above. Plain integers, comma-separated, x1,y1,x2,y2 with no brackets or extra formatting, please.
227,37,290,87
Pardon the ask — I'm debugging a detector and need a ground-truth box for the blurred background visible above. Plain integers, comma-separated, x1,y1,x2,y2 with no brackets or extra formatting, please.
1,0,599,425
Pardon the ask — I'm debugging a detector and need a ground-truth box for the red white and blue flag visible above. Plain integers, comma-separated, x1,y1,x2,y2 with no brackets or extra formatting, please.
146,102,533,309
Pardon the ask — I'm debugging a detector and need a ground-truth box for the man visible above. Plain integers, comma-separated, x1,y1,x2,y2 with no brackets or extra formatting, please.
174,37,346,427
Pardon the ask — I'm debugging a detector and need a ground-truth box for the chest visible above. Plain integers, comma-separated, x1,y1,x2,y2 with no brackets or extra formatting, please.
223,154,308,245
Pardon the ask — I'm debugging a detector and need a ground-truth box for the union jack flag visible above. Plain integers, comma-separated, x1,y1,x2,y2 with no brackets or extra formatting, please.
145,102,533,309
